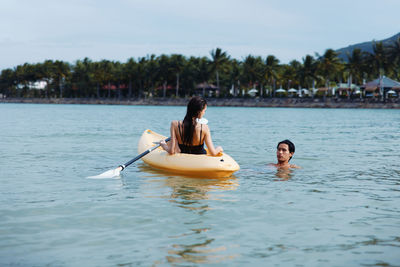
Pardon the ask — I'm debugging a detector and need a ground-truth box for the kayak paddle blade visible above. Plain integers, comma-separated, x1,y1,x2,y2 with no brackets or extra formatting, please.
87,167,121,179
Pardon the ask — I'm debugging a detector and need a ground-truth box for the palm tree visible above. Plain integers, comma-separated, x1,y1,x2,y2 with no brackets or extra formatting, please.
210,48,230,95
264,55,280,95
289,60,302,88
345,48,365,85
103,60,115,98
192,56,211,97
181,56,203,96
228,59,242,96
39,60,57,98
72,57,93,97
279,63,296,92
136,57,147,98
170,54,186,97
299,55,318,89
157,54,171,98
91,60,112,98
242,55,263,94
111,61,124,99
145,55,158,98
387,37,400,79
124,58,137,99
13,63,31,97
0,68,16,98
367,41,390,77
365,42,392,99
53,60,70,98
91,62,102,98
316,49,344,90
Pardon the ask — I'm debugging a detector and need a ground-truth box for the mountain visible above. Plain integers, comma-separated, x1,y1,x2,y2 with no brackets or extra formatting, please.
335,32,400,61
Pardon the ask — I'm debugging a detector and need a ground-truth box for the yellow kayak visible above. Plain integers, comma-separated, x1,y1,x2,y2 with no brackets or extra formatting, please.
138,129,240,178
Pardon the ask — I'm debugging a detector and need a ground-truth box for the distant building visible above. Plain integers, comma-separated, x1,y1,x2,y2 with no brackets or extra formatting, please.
362,76,400,98
195,82,218,97
17,80,47,90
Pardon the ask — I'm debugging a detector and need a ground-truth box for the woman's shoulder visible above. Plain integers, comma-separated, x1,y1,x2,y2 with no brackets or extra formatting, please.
171,120,181,127
200,123,210,132
198,122,209,129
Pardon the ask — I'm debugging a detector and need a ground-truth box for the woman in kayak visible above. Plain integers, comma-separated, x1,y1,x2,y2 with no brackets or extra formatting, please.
269,139,300,169
160,96,223,156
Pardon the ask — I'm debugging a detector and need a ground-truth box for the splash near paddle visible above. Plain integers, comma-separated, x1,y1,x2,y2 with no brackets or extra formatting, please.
87,168,121,179
87,136,171,179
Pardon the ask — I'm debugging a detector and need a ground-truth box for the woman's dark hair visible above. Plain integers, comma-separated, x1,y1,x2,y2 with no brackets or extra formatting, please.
182,96,207,145
277,139,295,161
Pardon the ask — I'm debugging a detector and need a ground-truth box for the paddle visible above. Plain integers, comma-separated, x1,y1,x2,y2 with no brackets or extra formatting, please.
88,137,171,179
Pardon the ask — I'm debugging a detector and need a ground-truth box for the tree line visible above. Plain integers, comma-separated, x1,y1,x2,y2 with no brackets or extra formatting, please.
1,38,399,99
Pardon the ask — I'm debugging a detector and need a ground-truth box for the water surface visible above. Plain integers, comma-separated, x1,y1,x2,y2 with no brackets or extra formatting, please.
1,103,399,266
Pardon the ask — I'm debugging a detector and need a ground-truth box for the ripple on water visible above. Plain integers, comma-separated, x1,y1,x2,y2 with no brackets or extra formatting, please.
1,105,400,266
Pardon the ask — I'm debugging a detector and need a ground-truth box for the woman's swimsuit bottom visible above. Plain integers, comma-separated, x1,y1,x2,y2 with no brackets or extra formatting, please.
177,122,207,155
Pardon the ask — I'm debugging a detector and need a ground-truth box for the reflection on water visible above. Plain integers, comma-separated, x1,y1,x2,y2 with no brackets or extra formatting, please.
274,168,294,180
138,164,239,199
138,164,239,264
254,165,296,181
166,238,236,264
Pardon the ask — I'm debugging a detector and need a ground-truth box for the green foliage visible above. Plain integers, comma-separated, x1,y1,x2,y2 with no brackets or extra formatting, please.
0,42,399,98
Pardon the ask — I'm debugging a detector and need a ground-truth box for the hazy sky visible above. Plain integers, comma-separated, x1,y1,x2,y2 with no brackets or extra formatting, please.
1,0,399,70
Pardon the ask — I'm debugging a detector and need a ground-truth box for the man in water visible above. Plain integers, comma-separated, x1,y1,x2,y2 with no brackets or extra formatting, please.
270,139,300,169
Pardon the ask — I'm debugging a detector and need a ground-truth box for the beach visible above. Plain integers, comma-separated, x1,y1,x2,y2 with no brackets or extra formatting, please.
2,97,400,109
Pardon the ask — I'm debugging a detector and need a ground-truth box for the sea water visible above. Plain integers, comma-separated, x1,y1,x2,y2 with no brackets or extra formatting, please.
0,103,399,266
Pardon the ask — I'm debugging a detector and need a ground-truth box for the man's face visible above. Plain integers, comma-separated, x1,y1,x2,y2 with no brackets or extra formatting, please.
277,143,293,163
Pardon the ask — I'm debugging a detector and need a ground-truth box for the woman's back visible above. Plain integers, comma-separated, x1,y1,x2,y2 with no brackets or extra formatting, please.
174,120,206,154
160,96,223,156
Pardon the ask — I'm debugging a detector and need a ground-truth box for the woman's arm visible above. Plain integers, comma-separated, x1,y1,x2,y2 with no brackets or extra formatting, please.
160,121,178,154
203,125,223,156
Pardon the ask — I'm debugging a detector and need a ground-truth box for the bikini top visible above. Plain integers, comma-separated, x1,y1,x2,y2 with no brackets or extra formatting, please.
177,121,206,155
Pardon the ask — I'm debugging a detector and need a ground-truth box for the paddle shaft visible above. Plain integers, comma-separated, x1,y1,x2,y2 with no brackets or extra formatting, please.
119,137,171,171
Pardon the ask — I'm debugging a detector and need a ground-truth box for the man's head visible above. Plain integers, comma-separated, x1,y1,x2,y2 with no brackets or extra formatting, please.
276,140,295,162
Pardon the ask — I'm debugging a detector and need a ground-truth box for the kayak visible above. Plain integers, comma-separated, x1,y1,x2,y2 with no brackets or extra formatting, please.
138,129,240,178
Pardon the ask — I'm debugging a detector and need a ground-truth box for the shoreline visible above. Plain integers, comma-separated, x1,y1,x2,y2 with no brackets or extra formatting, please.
1,97,400,109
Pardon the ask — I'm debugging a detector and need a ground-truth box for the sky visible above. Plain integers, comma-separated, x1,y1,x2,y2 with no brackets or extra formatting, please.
1,0,399,70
